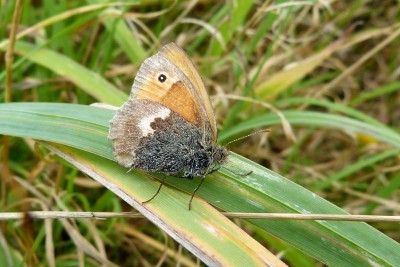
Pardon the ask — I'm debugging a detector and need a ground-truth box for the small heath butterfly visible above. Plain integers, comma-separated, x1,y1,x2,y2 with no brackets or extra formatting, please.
108,43,228,208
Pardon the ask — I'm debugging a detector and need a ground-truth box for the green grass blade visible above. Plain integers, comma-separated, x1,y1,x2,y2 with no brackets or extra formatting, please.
45,143,282,266
208,1,253,56
0,103,113,158
85,0,146,63
199,153,400,267
1,102,400,266
364,173,400,214
313,149,399,191
275,97,391,127
1,41,127,106
255,42,343,101
219,110,400,149
350,81,400,106
0,102,282,266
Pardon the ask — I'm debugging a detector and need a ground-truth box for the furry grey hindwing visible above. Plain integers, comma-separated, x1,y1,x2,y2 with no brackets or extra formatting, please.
108,99,215,177
109,99,170,168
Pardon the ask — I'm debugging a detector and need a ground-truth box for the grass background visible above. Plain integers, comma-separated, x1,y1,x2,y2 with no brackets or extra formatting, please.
1,0,400,266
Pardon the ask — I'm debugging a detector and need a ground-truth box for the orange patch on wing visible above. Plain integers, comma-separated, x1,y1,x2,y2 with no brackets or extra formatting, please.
160,43,218,142
161,81,200,125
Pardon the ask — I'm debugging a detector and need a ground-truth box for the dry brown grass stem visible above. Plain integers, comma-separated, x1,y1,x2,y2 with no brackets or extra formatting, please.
0,211,399,223
4,0,22,102
0,2,136,50
2,0,23,214
315,24,400,98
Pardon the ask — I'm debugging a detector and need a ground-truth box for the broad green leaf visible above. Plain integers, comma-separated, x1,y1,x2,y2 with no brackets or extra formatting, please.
1,102,400,266
46,144,282,266
0,102,282,266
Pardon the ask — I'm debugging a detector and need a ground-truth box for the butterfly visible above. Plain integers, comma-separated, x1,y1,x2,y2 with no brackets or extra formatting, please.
108,43,228,209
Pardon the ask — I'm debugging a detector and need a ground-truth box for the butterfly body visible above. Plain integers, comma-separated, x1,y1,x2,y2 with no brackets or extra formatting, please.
109,43,228,181
111,99,227,178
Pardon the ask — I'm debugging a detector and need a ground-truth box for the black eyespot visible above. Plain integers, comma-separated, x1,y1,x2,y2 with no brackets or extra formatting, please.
158,74,167,83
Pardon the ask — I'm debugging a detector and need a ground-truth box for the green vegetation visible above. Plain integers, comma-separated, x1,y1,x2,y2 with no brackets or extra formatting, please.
1,1,399,266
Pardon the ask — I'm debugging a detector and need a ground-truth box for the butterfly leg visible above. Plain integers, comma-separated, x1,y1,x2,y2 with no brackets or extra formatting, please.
143,174,167,204
188,175,206,210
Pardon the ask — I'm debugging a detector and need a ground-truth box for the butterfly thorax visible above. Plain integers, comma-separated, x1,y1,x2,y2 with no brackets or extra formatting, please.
183,145,228,178
110,99,227,178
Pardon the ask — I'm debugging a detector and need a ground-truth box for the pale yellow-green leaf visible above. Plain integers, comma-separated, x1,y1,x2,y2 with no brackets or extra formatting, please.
46,143,285,267
255,41,342,100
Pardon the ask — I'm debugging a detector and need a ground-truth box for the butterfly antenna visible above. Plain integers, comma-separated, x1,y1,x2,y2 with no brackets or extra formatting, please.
224,129,271,147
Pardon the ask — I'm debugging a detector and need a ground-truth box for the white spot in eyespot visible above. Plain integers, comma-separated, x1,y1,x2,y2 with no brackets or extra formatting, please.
139,108,170,136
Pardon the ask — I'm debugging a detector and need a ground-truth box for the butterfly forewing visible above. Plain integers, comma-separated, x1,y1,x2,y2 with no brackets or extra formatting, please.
159,43,218,143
